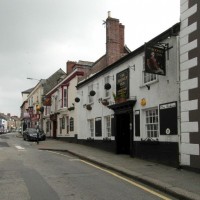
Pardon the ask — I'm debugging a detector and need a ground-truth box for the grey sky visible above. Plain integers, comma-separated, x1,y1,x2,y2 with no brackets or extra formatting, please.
0,0,180,116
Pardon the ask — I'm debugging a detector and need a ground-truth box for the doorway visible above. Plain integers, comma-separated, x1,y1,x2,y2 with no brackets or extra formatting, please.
116,113,131,154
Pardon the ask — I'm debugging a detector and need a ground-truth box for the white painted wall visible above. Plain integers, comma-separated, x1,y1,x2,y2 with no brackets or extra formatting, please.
77,36,180,143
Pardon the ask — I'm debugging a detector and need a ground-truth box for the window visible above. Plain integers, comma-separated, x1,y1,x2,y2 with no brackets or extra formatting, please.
145,108,158,138
62,117,65,129
95,117,102,137
54,95,58,112
70,117,74,132
59,117,65,134
58,89,62,109
66,116,69,134
46,121,50,133
63,88,67,107
88,119,94,137
104,76,110,98
143,72,157,84
59,118,62,134
88,85,94,104
105,116,111,137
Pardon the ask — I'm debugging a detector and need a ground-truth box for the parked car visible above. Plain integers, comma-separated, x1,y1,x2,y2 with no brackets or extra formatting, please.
23,128,46,141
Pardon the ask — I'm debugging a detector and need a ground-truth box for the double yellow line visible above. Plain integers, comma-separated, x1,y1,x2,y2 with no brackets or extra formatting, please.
48,150,172,200
80,159,171,200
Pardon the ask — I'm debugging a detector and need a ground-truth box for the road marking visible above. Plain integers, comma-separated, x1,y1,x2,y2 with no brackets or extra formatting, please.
69,158,80,161
46,150,74,158
49,151,172,200
15,145,25,151
80,159,172,200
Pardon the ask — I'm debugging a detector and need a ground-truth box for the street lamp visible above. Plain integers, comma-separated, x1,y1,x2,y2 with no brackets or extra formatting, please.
27,77,40,81
27,77,45,130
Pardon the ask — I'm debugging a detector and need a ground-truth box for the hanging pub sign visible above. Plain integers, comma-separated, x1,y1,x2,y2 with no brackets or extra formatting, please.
42,96,51,106
145,45,166,76
116,68,129,99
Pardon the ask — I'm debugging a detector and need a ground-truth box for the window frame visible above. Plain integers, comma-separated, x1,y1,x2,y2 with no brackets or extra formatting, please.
69,117,74,132
145,108,159,138
88,119,94,137
63,88,67,107
142,56,158,85
105,115,111,137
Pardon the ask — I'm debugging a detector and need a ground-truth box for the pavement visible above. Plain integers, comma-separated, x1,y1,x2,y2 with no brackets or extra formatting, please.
34,138,200,200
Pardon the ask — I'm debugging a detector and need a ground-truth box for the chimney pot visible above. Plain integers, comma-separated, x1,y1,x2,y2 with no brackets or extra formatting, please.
108,11,111,18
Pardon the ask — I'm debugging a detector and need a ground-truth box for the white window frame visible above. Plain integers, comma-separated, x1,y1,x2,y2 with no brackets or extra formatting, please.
145,108,159,138
104,116,111,137
88,119,94,137
143,72,157,84
70,117,74,132
58,89,62,109
142,56,158,85
59,118,62,134
63,88,67,107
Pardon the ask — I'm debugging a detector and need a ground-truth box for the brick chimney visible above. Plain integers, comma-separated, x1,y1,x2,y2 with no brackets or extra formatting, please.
66,61,76,75
106,11,125,66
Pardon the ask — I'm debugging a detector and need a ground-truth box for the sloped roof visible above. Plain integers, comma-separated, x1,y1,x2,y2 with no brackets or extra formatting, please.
77,22,180,88
21,87,34,94
0,113,7,120
43,68,66,95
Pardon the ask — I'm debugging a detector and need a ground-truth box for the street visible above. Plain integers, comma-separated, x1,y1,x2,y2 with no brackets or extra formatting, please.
0,132,177,200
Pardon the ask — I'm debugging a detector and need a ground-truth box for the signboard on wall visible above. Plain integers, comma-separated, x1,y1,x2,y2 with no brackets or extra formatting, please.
116,68,129,99
145,45,166,75
159,102,177,135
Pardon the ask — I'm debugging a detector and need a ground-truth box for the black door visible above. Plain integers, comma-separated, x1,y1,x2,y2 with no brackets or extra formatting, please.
116,113,130,154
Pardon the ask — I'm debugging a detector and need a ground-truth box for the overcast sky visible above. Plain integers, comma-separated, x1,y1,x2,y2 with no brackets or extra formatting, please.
0,0,180,117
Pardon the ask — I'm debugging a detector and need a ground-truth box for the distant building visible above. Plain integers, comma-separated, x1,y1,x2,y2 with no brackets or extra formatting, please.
0,113,20,132
22,69,66,132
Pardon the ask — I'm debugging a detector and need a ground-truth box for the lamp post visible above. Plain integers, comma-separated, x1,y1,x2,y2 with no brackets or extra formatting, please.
27,77,41,81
